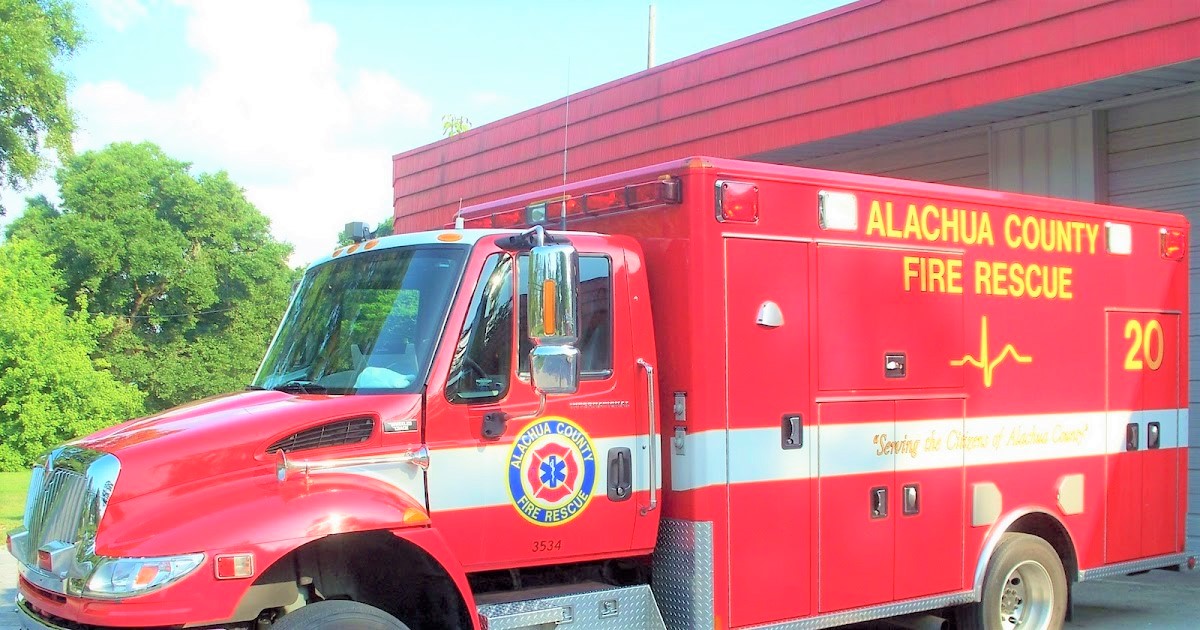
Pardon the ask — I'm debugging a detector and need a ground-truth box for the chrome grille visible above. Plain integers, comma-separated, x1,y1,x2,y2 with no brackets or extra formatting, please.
27,468,89,554
11,446,119,585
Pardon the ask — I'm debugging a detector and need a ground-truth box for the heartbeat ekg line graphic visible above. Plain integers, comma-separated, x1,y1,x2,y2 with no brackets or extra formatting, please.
951,316,1032,387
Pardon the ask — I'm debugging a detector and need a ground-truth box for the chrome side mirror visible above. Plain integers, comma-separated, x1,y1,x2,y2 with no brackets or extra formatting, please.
527,244,579,344
527,243,580,395
530,345,581,395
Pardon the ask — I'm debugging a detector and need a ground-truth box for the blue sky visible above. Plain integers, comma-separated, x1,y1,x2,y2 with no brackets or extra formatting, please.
3,0,850,264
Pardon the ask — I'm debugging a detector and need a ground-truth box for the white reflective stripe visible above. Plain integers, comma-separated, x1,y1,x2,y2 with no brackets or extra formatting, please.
667,408,1188,493
669,430,728,492
727,427,812,484
427,435,654,513
1104,408,1186,453
337,461,427,506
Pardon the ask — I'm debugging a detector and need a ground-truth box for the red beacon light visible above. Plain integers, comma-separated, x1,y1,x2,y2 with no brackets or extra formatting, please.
1160,227,1186,260
715,180,759,223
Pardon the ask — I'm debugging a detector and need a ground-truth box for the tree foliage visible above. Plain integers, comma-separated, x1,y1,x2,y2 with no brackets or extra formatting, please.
7,142,297,411
441,114,471,138
0,240,144,470
0,0,82,215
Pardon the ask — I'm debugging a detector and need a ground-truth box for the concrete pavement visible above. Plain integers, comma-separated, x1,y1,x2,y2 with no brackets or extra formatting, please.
0,547,1195,629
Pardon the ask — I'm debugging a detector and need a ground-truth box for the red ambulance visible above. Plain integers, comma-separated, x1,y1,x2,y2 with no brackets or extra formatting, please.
9,157,1193,629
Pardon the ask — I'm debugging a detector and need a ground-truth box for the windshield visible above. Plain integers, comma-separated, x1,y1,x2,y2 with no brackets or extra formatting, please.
253,244,468,394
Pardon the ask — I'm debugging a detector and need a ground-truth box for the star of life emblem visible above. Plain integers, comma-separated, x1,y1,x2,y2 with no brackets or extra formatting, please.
508,417,597,526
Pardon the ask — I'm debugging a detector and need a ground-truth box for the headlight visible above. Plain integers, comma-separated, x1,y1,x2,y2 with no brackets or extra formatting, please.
84,553,205,598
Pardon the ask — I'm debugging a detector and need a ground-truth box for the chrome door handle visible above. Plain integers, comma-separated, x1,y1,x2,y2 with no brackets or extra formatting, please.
637,358,658,515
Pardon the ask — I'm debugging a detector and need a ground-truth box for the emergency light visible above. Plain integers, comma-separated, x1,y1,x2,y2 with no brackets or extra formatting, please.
818,190,859,231
463,177,682,229
1105,222,1132,255
715,180,759,223
1160,227,1186,260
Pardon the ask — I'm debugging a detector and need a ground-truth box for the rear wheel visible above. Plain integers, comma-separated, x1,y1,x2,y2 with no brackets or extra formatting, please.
957,533,1067,630
272,600,411,630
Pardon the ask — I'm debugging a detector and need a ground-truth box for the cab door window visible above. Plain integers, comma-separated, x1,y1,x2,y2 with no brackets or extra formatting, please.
446,255,513,403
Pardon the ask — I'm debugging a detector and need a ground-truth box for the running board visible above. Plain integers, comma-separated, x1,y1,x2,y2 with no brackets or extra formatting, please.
476,583,666,630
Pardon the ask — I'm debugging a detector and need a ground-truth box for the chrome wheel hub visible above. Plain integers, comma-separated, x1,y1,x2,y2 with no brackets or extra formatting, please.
998,560,1053,629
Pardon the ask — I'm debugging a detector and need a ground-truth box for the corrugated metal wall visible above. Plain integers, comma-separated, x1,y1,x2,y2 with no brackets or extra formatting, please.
1106,91,1200,554
393,0,1200,232
799,131,989,187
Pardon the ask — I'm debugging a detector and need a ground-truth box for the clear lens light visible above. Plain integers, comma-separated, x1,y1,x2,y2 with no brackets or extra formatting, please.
85,553,204,598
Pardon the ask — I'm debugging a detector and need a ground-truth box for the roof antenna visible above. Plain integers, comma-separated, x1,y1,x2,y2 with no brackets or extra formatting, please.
560,58,570,231
454,197,464,229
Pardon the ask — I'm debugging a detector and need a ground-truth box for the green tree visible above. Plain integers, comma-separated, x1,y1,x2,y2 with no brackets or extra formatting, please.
0,239,144,470
7,142,297,411
441,114,471,138
0,0,82,215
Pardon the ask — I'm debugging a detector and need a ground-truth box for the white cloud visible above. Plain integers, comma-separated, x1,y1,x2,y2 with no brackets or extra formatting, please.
93,0,149,31
68,0,434,265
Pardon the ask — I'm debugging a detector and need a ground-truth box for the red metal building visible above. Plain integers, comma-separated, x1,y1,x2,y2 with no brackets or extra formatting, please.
392,0,1200,552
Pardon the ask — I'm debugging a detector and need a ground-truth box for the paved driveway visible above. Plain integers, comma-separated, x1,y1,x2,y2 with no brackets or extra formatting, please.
1,549,1195,629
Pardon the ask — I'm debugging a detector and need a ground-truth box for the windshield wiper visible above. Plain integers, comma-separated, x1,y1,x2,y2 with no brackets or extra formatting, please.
271,380,328,394
245,385,267,391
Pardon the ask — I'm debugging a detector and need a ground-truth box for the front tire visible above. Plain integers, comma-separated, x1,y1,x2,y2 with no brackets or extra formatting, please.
957,533,1067,630
273,600,410,630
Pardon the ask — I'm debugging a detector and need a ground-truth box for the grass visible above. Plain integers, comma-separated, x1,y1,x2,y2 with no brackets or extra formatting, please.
0,470,32,538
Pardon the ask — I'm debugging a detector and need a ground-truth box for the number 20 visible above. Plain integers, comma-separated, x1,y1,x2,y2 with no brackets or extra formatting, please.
1124,319,1164,371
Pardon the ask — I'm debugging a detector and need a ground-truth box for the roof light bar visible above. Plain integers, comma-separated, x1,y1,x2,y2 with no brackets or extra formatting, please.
458,177,682,230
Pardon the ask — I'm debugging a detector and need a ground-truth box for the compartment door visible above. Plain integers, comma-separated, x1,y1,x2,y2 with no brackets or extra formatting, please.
725,238,813,627
1105,311,1181,562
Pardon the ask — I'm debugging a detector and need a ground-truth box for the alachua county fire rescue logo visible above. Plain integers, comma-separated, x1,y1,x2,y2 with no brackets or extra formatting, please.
508,417,596,526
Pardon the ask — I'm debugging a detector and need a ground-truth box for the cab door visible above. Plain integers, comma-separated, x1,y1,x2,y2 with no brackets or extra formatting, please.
423,245,648,570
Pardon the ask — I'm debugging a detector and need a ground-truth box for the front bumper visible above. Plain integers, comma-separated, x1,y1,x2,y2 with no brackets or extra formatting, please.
16,570,249,630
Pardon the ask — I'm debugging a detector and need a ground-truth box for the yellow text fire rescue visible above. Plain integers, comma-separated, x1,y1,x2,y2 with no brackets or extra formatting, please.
866,200,1101,301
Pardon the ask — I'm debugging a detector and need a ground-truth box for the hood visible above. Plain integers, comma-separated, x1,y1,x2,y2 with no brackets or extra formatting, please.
75,390,423,503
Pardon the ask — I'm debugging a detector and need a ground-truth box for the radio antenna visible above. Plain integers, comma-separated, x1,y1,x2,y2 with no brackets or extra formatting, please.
454,197,464,229
560,58,570,231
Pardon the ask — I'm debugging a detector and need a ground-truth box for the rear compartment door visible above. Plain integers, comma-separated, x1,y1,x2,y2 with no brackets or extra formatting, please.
1105,310,1182,561
724,237,813,627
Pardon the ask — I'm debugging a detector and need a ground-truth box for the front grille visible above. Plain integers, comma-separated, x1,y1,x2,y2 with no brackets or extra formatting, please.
12,447,119,579
266,417,375,454
27,469,89,554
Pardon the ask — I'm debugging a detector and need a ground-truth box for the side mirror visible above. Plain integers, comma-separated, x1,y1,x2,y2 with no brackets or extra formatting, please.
527,243,580,395
530,345,581,395
527,244,579,344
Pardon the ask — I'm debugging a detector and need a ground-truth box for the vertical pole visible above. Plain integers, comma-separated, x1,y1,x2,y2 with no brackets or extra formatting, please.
647,4,656,69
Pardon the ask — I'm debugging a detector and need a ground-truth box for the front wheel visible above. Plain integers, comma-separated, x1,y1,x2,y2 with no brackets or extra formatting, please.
957,533,1067,630
272,600,411,630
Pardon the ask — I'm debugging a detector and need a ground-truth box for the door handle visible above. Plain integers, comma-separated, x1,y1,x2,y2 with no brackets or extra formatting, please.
637,359,658,515
608,448,632,501
871,486,888,519
902,483,920,515
781,414,803,449
1147,422,1161,449
1125,422,1139,451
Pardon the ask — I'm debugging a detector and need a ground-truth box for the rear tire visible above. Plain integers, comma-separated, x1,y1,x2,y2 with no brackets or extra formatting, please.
957,533,1067,630
273,600,411,630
